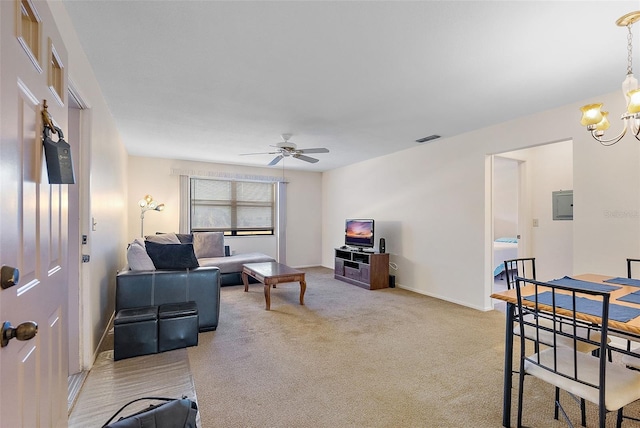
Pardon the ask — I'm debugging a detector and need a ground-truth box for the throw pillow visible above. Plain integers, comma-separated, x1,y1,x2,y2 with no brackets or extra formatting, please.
176,233,193,244
145,241,199,269
154,232,193,244
145,233,181,245
127,241,156,271
192,232,225,258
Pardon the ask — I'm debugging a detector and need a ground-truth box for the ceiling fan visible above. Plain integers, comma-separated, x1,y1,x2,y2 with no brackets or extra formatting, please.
241,134,329,166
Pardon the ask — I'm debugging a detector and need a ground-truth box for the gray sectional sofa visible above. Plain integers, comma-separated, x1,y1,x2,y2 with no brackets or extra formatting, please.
199,250,277,286
124,231,275,286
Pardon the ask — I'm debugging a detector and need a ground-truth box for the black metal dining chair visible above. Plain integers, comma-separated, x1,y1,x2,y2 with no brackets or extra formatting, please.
617,258,640,371
504,258,536,290
514,276,640,428
504,258,601,354
627,258,640,279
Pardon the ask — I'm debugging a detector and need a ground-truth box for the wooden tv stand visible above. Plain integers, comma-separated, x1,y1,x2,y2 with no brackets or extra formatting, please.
334,248,390,290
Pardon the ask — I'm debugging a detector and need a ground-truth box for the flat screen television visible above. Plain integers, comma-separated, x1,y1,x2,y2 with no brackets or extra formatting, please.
345,219,375,250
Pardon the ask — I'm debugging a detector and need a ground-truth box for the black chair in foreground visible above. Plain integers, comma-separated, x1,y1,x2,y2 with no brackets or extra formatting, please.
514,276,640,428
617,258,640,370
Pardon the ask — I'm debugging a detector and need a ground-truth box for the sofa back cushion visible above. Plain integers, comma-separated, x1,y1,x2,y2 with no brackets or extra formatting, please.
145,233,181,244
127,239,156,271
145,241,200,269
193,232,225,258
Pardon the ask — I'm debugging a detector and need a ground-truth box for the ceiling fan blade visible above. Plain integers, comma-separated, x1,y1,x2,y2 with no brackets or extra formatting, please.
297,148,329,154
293,154,319,163
268,155,284,166
240,151,279,156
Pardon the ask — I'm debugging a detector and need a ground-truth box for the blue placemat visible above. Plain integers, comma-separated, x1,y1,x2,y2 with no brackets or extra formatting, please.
524,291,640,323
618,290,640,305
604,277,640,288
549,276,621,292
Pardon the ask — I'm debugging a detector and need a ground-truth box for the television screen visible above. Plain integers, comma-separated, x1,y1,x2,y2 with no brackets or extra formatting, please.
345,219,375,249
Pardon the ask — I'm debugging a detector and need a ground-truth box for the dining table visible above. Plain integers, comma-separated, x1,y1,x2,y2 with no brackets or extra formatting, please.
491,273,640,427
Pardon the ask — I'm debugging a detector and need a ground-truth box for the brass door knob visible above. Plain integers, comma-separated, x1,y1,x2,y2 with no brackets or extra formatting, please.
1,321,37,347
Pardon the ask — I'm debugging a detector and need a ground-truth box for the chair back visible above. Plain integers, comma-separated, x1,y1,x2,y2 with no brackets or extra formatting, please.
627,258,640,279
504,258,536,290
514,276,610,414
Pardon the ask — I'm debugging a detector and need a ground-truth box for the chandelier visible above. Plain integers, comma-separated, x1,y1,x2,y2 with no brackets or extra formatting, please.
580,11,640,146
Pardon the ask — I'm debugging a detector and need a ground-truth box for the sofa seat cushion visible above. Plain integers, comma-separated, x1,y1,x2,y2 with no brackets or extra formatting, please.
198,253,275,274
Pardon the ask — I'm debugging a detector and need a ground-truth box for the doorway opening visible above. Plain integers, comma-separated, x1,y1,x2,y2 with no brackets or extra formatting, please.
489,140,574,310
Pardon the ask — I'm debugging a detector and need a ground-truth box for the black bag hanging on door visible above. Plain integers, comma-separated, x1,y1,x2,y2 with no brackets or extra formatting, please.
101,396,198,428
43,125,75,184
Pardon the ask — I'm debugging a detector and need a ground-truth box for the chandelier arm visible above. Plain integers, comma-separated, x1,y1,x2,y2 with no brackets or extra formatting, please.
633,118,640,141
591,126,627,146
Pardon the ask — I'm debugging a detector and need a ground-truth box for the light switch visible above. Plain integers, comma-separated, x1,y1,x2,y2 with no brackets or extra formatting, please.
533,218,539,227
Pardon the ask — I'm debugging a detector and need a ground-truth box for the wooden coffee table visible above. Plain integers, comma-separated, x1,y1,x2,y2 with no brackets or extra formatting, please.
242,262,306,310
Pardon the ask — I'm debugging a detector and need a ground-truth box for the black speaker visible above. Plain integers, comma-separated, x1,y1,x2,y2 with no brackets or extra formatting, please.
379,237,385,254
43,126,75,184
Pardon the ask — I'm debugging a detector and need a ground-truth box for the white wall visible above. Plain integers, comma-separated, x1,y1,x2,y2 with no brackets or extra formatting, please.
50,3,129,367
529,142,574,280
323,89,640,311
127,156,323,268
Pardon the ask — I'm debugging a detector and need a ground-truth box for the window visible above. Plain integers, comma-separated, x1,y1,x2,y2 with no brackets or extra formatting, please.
190,178,274,236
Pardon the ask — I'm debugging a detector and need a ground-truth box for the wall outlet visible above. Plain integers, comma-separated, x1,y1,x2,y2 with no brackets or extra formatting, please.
82,254,90,263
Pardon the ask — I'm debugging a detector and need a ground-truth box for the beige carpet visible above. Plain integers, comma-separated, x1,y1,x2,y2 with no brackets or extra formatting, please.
188,267,640,427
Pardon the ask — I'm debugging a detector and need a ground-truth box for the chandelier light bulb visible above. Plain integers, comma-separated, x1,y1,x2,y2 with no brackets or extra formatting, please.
580,104,603,126
627,88,640,113
595,111,611,131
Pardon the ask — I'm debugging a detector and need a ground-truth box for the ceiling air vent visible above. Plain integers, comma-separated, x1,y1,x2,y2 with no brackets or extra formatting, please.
415,135,441,143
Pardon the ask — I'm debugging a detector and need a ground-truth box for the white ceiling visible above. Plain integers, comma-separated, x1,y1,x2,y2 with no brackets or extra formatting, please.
62,1,639,172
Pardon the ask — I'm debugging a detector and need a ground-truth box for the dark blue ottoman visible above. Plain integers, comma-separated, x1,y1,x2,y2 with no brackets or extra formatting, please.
158,301,199,353
114,306,158,361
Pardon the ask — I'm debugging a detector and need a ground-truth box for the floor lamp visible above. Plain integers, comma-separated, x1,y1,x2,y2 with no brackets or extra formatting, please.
139,194,164,237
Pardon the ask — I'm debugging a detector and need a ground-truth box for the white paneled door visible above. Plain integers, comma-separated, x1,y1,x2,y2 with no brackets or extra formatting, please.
0,1,70,427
